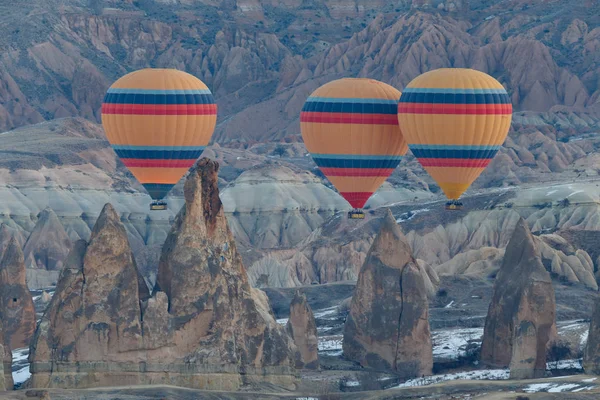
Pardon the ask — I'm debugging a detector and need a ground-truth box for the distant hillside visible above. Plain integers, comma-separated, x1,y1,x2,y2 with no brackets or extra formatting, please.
0,0,598,143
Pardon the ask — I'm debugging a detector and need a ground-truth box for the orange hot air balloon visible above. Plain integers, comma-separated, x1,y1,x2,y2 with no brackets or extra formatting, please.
101,68,217,210
397,68,512,210
300,78,408,217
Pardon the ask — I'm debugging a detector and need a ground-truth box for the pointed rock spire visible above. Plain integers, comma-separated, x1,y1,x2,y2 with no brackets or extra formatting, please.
23,207,72,271
0,236,36,349
343,209,432,378
480,217,556,379
287,291,319,370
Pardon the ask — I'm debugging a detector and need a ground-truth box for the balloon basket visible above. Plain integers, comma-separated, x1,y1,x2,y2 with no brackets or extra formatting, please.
347,209,365,219
150,200,167,211
445,200,463,211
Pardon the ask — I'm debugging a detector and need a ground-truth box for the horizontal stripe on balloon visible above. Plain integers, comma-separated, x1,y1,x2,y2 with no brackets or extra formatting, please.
113,148,204,160
410,147,499,159
409,145,501,151
101,104,217,115
320,167,396,177
398,103,512,115
418,158,493,168
339,192,374,209
112,145,207,152
311,154,403,161
313,157,402,169
305,97,399,104
142,183,175,200
107,88,212,95
302,100,398,114
399,91,511,105
103,93,215,105
121,159,197,168
402,88,508,95
301,112,398,125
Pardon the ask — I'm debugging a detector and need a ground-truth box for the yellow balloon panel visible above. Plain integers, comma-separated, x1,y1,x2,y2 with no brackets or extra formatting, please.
101,68,217,200
300,78,407,209
397,68,513,200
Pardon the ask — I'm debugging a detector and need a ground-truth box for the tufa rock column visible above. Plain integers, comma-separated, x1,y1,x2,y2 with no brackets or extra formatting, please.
0,237,36,350
286,291,319,370
342,209,432,378
480,217,556,379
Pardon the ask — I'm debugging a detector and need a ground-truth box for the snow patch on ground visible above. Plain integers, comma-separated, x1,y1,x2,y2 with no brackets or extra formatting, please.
524,382,595,393
318,336,343,356
393,369,509,388
12,348,30,386
276,318,288,325
396,208,430,223
313,306,339,319
432,327,483,360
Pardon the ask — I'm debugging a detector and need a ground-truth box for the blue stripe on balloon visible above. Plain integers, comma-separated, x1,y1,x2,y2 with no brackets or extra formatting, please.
399,91,511,105
311,153,403,161
402,88,508,95
112,145,206,152
302,100,398,114
409,145,501,151
107,88,212,95
409,146,500,159
143,183,174,200
113,149,204,160
313,157,402,169
102,92,215,105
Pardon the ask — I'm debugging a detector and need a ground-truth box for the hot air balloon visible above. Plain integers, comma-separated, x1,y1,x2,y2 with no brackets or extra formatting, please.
300,78,408,219
397,68,512,210
101,68,217,211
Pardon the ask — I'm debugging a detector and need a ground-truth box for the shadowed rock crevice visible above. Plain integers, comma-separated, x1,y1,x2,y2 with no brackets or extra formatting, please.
30,158,297,390
342,209,432,378
480,217,556,379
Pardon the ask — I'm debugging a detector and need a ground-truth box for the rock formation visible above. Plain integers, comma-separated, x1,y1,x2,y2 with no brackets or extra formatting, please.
0,224,26,254
0,237,36,349
30,159,296,390
286,291,319,370
480,218,556,379
23,208,72,271
343,209,432,378
0,319,13,391
584,293,600,374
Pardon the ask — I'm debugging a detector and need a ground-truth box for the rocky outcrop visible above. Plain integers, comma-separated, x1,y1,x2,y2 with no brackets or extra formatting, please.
0,237,36,349
286,291,319,370
23,208,72,271
30,159,296,389
343,209,432,378
480,218,556,379
0,319,13,391
584,293,600,374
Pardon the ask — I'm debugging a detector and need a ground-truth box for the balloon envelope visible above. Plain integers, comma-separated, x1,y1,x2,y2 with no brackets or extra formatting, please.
101,68,217,200
300,78,408,209
397,68,512,200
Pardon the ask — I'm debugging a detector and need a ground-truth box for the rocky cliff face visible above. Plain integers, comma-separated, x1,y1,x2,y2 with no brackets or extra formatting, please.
0,320,13,391
0,237,36,350
0,1,598,142
343,209,432,378
480,218,556,379
584,293,600,374
286,291,319,370
30,159,296,390
23,208,72,271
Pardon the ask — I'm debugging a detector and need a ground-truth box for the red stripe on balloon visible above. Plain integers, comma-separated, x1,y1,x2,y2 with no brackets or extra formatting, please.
418,158,492,168
120,159,197,168
339,192,374,209
320,167,395,177
101,103,218,115
300,112,399,125
397,103,512,115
